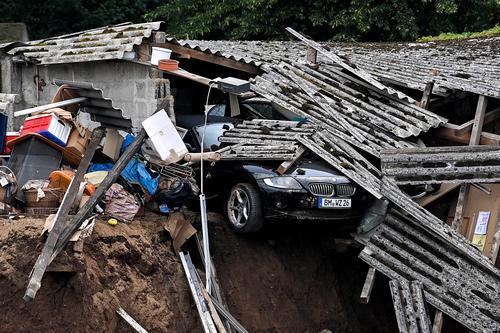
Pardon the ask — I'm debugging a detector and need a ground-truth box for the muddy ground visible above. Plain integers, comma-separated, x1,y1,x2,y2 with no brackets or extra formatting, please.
0,212,400,333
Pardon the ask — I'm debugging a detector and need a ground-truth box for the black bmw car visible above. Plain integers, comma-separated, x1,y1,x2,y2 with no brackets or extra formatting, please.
177,115,371,234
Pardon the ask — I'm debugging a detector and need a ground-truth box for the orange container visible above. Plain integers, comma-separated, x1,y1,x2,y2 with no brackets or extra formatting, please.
158,59,179,71
49,170,95,195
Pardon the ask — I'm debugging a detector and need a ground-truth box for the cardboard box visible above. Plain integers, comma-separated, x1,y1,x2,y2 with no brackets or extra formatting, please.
66,127,92,157
102,128,123,161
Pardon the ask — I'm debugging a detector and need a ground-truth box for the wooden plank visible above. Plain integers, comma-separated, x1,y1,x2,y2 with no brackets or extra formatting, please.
452,96,488,232
160,42,261,75
432,311,444,333
360,267,376,304
276,146,306,174
14,97,87,117
24,127,105,301
419,81,434,110
163,68,211,86
416,184,460,207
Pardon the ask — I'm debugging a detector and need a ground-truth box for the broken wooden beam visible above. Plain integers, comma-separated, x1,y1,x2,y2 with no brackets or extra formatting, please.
24,127,105,301
360,267,376,304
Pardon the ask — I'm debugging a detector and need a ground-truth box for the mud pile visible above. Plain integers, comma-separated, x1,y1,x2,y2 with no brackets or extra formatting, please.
0,214,397,333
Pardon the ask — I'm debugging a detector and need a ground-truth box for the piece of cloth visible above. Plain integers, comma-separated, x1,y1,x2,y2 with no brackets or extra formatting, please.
88,163,114,172
103,183,140,223
120,158,159,195
120,134,135,154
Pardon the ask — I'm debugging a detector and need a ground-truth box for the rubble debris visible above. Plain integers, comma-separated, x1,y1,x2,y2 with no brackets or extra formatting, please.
380,145,500,185
286,27,416,103
163,211,196,253
179,251,218,333
389,280,431,333
116,307,150,333
359,210,500,332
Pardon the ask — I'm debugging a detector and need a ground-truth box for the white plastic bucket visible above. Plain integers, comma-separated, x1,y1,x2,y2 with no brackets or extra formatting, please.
151,47,172,65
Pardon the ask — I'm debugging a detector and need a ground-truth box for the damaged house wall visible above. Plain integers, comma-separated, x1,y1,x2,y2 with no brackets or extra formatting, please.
16,61,171,130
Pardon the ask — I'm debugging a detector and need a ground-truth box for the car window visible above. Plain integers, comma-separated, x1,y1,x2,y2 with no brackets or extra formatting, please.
242,102,287,120
194,123,234,151
208,104,226,117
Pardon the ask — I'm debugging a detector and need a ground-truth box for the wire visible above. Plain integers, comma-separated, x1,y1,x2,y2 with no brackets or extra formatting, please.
200,82,216,195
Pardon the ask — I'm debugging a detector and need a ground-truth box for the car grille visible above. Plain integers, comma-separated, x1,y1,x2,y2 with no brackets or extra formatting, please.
335,184,356,197
308,183,335,197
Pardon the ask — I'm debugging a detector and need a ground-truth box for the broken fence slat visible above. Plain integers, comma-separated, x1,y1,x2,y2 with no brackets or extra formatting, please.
116,308,149,333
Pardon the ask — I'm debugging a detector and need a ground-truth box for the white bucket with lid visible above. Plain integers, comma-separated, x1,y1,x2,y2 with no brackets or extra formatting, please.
151,47,172,65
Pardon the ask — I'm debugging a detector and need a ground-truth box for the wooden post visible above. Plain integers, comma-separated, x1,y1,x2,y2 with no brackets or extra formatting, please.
24,127,105,301
452,95,488,232
306,47,317,64
432,311,444,333
420,81,434,110
360,267,376,304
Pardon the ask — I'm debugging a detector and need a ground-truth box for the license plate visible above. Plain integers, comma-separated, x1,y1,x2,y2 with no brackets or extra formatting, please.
318,197,351,208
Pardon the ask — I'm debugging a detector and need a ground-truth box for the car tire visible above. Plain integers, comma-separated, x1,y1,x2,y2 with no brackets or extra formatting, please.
225,183,263,234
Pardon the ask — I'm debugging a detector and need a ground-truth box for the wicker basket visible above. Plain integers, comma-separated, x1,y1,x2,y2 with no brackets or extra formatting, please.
23,188,63,208
26,207,59,216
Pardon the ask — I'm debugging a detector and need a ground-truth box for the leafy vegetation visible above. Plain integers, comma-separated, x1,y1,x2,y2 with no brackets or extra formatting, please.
145,0,500,41
1,0,499,41
418,25,500,42
0,0,161,39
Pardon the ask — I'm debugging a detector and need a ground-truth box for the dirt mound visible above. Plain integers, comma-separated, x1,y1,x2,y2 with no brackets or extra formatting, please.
0,216,199,333
0,213,398,333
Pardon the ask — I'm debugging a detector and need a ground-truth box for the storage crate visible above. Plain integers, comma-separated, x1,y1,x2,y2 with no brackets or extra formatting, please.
26,207,59,216
21,113,72,147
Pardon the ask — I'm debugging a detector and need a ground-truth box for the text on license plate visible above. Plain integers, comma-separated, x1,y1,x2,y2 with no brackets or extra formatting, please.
318,197,351,208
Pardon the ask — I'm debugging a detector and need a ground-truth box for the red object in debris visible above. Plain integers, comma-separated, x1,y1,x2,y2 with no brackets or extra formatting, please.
21,113,71,147
4,132,20,154
158,59,179,71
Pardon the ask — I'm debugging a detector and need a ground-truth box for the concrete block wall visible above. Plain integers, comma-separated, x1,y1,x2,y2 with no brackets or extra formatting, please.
15,60,171,131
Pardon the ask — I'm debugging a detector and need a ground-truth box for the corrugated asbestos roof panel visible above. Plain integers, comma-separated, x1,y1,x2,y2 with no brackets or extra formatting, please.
328,38,500,98
7,22,163,65
167,39,446,157
53,79,132,130
169,37,500,98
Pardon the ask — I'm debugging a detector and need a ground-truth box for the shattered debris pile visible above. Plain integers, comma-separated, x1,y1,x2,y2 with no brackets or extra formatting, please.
0,217,200,332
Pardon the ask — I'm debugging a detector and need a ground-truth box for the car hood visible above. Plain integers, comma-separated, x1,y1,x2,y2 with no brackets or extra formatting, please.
241,159,351,184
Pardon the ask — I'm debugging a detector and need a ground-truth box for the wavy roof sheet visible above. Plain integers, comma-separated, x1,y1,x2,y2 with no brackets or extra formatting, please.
168,38,446,156
6,22,163,65
170,37,500,98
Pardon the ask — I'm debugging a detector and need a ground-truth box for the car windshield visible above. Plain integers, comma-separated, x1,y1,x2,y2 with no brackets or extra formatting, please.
194,122,234,151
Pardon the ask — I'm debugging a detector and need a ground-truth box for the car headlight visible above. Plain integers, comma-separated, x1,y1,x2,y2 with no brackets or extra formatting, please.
263,177,303,190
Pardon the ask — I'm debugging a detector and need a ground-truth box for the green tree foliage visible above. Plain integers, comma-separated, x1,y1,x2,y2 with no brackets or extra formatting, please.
0,0,161,39
145,0,500,41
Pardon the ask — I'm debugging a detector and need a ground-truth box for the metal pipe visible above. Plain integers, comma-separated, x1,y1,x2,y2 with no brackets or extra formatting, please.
14,97,87,117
